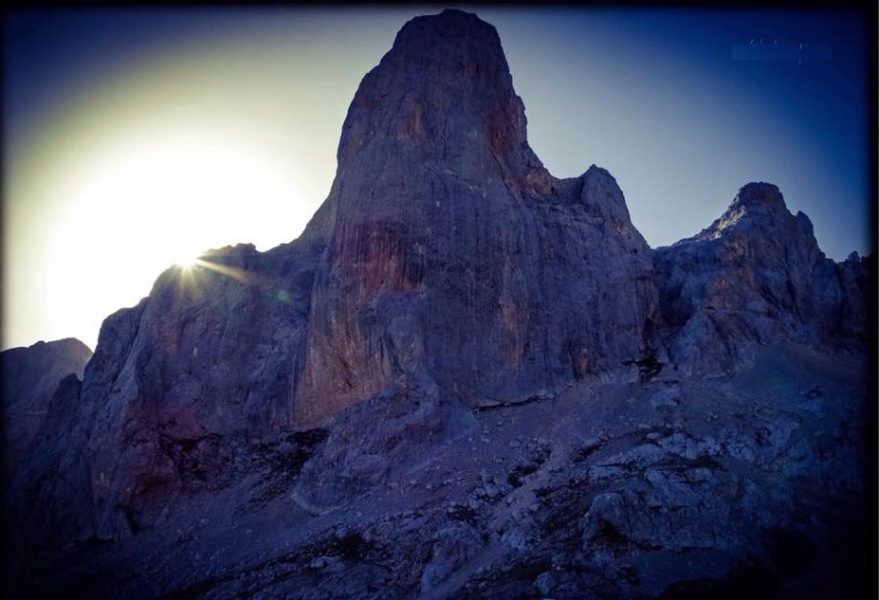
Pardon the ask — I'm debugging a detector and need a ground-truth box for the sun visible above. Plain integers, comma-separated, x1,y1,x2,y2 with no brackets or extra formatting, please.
22,130,312,351
174,254,201,271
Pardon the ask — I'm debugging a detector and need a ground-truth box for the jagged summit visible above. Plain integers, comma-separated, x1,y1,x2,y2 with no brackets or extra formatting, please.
735,181,785,207
674,181,818,254
724,182,802,225
654,182,868,375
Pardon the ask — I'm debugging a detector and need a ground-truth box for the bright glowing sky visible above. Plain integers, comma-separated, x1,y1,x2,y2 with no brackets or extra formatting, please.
3,6,874,351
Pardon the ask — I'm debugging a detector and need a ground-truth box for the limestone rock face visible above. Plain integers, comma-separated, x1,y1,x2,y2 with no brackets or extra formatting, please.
1,338,92,486
833,251,875,348
79,242,321,538
4,374,96,579
654,182,872,376
294,9,659,425
2,338,93,578
11,345,869,600
2,9,872,598
293,373,477,513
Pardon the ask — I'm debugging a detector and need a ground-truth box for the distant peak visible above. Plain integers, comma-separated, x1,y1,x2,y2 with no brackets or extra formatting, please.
675,182,809,247
715,182,791,229
583,164,615,181
733,182,787,211
16,337,92,355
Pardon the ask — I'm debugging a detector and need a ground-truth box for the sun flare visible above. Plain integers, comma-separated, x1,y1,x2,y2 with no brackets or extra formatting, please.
57,136,297,268
174,255,201,271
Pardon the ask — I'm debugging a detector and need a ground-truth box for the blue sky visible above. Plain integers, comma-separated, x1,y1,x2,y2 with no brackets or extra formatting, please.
488,7,873,253
2,6,874,350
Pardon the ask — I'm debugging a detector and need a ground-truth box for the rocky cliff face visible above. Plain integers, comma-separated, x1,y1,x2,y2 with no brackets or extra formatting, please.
294,9,658,426
2,338,93,583
654,182,873,377
75,241,321,540
3,9,872,599
1,338,92,486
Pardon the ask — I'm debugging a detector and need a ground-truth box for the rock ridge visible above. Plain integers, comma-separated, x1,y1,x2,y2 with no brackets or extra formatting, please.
654,182,871,376
1,338,92,487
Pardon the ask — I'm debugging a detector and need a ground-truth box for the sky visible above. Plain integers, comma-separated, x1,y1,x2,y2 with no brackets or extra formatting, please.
2,5,874,351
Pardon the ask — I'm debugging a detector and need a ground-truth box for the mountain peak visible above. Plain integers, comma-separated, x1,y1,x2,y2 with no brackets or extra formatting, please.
335,8,544,184
295,11,651,426
675,181,805,246
732,181,788,215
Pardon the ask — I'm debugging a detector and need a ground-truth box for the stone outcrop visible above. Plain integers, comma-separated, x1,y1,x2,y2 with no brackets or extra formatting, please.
294,9,659,426
293,372,477,513
4,373,97,580
1,338,92,486
654,182,873,376
5,241,322,554
77,241,322,539
2,339,93,582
